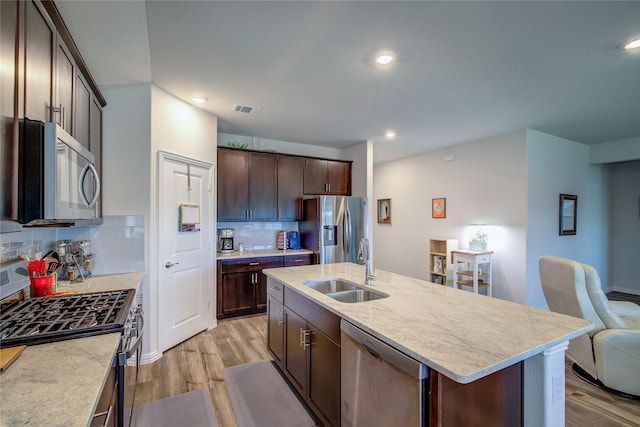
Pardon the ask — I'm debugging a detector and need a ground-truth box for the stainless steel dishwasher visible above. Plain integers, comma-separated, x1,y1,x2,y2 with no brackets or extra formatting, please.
341,320,429,427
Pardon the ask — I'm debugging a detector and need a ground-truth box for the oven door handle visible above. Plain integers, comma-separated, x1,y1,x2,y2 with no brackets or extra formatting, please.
128,310,144,357
122,309,144,360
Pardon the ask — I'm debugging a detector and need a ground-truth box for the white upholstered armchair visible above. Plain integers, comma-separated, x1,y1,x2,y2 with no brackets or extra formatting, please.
539,255,640,397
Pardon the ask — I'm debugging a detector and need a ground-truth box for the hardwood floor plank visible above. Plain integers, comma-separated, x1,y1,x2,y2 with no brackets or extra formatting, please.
136,314,640,427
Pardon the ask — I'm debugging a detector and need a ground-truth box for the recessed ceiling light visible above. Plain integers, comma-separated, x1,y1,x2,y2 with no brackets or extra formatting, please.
384,130,397,138
623,36,640,50
191,96,207,104
375,53,395,65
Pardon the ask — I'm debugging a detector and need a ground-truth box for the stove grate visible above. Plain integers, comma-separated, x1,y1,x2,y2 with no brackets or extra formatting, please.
0,289,135,347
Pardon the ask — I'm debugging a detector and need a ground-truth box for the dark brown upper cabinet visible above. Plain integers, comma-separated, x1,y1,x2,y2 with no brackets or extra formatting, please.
303,158,351,196
217,148,277,221
277,155,304,221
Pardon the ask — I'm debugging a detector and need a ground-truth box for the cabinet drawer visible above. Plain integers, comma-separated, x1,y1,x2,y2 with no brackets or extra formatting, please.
283,254,313,267
285,287,340,343
266,277,285,302
476,254,491,264
220,256,283,273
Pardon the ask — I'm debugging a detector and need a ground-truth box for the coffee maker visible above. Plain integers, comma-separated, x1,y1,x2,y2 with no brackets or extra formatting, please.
217,228,235,253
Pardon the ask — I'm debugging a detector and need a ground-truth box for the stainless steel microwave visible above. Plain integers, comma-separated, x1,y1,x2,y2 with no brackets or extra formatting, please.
19,119,102,226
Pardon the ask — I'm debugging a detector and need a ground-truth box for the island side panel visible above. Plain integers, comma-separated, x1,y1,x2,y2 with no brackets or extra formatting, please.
430,362,523,427
523,341,568,427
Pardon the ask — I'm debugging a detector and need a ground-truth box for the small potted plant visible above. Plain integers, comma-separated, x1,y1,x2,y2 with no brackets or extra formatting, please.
469,230,488,251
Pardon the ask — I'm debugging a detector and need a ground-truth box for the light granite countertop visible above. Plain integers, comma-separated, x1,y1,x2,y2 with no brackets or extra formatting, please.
263,262,593,384
0,272,143,427
216,248,313,260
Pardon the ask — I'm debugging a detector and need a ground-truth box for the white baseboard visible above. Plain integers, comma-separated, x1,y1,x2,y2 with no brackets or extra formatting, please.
141,349,162,365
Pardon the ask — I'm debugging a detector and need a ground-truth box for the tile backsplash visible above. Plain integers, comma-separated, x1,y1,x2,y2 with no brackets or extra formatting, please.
217,222,299,251
0,215,145,275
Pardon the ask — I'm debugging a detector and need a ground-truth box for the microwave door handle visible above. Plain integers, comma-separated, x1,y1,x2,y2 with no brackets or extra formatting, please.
86,163,101,208
78,163,101,208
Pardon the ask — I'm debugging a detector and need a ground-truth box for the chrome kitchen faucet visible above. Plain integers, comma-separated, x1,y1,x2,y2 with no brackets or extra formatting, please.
357,237,376,286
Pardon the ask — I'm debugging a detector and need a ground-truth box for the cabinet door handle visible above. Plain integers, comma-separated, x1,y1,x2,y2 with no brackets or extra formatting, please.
293,259,303,263
303,330,311,350
249,262,260,266
300,328,305,348
268,286,281,291
278,310,285,325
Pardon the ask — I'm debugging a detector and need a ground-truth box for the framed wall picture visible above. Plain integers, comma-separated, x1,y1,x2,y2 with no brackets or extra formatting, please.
559,194,577,235
432,198,446,218
377,198,391,224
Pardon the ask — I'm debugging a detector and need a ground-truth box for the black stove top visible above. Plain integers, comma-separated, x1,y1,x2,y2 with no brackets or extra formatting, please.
0,289,135,348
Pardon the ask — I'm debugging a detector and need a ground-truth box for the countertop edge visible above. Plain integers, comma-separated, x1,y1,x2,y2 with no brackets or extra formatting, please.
216,249,313,261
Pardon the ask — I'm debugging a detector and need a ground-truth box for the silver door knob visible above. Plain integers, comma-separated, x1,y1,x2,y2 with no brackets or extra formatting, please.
165,261,179,268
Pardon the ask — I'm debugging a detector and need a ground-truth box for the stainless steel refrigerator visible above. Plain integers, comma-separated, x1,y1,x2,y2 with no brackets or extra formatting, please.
300,196,367,264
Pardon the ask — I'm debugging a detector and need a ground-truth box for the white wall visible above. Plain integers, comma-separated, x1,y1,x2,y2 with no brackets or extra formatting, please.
589,137,640,164
525,129,608,308
218,132,344,159
608,159,640,294
345,140,374,245
373,131,529,303
102,85,151,216
103,84,218,363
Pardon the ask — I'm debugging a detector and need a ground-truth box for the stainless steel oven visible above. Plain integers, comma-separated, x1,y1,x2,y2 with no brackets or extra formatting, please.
118,298,143,427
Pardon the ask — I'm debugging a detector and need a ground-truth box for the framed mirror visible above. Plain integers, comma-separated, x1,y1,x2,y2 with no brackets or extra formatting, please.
559,194,577,235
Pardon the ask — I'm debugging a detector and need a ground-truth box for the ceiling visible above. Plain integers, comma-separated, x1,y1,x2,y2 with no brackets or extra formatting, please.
56,1,640,164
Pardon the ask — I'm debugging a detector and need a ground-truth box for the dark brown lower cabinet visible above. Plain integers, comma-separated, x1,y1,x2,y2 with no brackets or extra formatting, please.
430,362,523,427
218,255,313,319
267,295,285,366
219,270,255,318
217,257,284,319
269,283,341,427
91,362,117,427
307,323,341,427
283,308,307,392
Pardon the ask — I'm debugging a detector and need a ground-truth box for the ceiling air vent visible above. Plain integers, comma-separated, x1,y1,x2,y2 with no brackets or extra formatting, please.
232,104,262,116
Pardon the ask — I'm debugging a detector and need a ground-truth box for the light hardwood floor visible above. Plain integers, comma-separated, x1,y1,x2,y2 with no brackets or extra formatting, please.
135,314,640,427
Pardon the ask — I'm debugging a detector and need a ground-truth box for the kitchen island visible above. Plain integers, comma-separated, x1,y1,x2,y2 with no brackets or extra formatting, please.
0,272,143,427
264,263,592,426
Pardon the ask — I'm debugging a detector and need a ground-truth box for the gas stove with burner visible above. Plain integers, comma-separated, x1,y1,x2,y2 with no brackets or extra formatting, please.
0,289,135,348
0,288,143,427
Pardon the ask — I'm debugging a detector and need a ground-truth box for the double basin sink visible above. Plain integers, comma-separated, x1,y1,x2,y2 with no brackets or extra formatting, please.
303,278,389,303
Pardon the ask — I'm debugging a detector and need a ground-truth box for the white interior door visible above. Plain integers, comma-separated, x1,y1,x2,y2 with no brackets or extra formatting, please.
159,152,214,351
